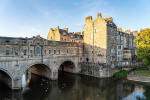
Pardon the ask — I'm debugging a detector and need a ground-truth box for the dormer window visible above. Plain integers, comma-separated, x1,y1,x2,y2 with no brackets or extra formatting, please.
63,32,66,34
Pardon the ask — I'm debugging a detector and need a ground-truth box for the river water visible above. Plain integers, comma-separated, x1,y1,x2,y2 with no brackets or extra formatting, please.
0,72,150,100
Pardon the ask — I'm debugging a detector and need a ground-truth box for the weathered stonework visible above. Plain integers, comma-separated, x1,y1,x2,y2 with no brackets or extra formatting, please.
47,26,83,43
83,13,117,67
0,35,83,89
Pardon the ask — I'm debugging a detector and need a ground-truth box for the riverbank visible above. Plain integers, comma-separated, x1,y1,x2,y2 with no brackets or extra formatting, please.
113,70,128,78
127,71,150,83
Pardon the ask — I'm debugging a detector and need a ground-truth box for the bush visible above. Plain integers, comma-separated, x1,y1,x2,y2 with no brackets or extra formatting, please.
113,70,128,78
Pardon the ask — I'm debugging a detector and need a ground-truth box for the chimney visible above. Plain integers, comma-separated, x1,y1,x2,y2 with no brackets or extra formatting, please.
70,32,74,34
85,16,92,22
64,28,68,33
117,28,123,32
75,32,81,35
97,13,102,18
82,31,84,35
50,28,53,31
125,29,131,34
55,26,59,31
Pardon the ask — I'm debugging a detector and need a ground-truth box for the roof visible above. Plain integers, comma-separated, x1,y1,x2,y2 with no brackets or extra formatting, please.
59,29,83,39
0,36,27,40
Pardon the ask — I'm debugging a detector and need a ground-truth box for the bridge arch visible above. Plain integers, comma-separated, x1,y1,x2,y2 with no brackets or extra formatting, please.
58,59,76,73
0,68,13,88
21,62,52,87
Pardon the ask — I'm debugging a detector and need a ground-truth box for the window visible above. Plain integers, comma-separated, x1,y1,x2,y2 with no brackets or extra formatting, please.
54,50,56,54
44,50,46,55
111,56,114,61
111,37,115,43
6,50,9,55
118,46,121,49
6,40,9,43
36,43,41,55
24,50,27,55
59,50,61,54
49,50,51,54
95,29,97,33
90,34,93,39
30,50,33,55
67,50,69,53
118,51,122,55
15,65,19,69
117,57,122,61
15,50,19,56
111,47,114,53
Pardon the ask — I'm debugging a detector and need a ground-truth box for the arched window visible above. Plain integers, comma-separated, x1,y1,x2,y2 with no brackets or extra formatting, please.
15,50,19,56
54,50,56,54
49,50,51,54
36,43,41,55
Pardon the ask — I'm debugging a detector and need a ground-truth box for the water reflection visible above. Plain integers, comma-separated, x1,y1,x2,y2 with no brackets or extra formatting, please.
0,72,150,100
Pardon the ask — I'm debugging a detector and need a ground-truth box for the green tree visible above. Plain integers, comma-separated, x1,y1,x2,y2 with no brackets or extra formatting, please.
135,28,150,68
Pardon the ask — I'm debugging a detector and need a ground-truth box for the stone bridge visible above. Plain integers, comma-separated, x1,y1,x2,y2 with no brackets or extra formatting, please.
0,36,83,89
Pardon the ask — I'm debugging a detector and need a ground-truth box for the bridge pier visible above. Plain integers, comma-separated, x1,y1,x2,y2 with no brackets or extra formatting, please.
50,70,58,80
12,78,22,89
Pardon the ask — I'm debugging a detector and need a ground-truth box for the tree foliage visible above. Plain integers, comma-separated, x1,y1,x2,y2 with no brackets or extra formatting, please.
135,28,150,67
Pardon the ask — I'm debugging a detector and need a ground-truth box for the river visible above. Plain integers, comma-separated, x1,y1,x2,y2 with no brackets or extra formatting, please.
0,72,150,100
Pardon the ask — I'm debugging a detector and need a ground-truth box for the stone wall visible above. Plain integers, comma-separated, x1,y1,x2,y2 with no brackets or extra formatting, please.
80,63,114,78
127,72,150,83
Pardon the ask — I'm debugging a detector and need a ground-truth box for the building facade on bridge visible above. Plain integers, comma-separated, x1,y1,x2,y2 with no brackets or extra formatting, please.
0,35,83,89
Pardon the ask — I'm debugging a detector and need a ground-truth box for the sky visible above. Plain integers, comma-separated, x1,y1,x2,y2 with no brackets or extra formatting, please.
0,0,150,38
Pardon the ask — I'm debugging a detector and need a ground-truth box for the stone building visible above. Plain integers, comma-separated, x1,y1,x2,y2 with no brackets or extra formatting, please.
83,13,117,67
47,26,83,43
116,29,138,66
46,13,138,68
0,35,83,89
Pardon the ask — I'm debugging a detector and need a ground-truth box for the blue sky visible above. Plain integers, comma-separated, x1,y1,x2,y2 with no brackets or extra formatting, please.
0,0,150,38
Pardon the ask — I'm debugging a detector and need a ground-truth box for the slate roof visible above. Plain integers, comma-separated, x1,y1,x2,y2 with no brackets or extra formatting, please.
59,29,83,39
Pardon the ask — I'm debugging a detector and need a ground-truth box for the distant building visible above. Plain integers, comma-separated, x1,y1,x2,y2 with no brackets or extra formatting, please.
47,26,83,43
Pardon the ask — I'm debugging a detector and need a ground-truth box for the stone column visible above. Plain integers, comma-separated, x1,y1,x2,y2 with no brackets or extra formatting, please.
50,70,58,80
12,77,22,89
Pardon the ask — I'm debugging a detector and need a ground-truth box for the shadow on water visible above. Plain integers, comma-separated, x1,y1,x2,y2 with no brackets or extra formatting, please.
0,81,12,100
22,74,51,100
58,71,75,91
1,72,150,100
